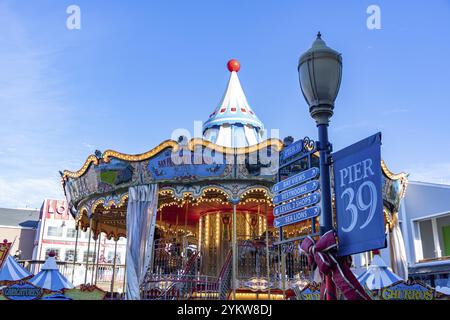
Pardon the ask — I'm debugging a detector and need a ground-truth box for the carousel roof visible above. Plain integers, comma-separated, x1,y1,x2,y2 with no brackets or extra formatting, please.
29,254,74,291
203,59,265,148
0,255,32,282
357,254,403,290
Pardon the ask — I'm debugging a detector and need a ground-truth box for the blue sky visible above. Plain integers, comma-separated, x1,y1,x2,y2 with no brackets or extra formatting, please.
0,0,449,208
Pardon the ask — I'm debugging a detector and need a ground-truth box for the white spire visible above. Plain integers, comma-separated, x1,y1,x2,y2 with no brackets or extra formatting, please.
203,59,265,148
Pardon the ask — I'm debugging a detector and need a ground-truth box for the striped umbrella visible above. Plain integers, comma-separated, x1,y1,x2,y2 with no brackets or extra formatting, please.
0,255,32,283
29,254,74,291
358,254,402,290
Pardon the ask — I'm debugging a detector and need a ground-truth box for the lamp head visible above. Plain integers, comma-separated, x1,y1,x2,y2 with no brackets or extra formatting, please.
298,32,343,125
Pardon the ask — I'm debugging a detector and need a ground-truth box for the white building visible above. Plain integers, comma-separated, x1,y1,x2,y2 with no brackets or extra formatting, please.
353,181,450,291
32,199,127,288
399,181,450,289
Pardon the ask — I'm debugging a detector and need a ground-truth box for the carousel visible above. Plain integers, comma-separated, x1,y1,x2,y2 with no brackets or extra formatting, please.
61,59,409,300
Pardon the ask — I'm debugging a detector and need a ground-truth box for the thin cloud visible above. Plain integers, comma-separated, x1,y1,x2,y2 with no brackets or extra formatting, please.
0,4,71,208
382,108,409,116
0,177,64,209
334,120,370,132
405,163,450,185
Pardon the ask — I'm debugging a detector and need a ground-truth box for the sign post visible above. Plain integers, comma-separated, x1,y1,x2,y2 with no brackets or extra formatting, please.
333,132,386,256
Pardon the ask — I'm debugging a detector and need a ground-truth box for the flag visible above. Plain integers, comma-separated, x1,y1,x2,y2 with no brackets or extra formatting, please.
0,240,12,269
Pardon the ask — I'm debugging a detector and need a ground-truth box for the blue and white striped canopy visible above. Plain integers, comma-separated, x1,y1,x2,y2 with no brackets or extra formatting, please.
203,65,265,148
28,257,74,291
0,255,32,282
29,270,74,291
357,255,402,290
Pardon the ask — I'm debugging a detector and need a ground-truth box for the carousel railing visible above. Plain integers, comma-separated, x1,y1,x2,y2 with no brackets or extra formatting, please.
141,241,201,300
218,250,233,300
141,274,220,300
151,237,198,276
236,238,310,290
156,250,201,298
141,250,233,300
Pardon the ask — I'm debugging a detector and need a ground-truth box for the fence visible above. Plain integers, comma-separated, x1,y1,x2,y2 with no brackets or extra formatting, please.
141,274,221,300
18,260,126,294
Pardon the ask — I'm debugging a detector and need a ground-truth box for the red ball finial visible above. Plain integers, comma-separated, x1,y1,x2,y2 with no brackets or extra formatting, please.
227,59,240,72
372,249,380,255
48,250,56,257
3,239,8,244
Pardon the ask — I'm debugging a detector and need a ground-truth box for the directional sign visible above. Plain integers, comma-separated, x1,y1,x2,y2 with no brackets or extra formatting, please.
333,132,385,256
273,206,321,227
273,180,320,205
274,192,320,217
280,139,304,161
272,167,319,193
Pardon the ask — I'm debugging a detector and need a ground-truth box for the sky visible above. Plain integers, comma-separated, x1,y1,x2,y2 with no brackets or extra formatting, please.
0,0,449,209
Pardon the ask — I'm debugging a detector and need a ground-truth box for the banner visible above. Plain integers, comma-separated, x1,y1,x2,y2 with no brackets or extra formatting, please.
333,133,385,256
378,280,450,300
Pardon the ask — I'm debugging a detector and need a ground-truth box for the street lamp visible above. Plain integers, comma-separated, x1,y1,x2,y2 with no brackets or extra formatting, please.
298,32,342,235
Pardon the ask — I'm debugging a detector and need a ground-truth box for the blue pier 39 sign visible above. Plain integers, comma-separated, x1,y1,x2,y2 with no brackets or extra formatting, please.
333,132,386,256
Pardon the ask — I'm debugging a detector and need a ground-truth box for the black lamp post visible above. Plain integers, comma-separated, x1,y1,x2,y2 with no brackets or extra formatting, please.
298,32,343,236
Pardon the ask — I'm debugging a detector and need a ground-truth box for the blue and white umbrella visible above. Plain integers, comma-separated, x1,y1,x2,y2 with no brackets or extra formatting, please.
29,255,74,291
357,254,402,290
0,255,32,282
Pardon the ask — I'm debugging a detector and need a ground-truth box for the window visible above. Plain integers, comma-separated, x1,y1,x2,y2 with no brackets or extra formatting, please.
45,248,60,260
82,251,96,263
107,251,115,263
437,216,450,257
418,220,435,260
66,228,77,238
417,215,450,261
64,249,78,262
47,226,63,237
106,251,123,264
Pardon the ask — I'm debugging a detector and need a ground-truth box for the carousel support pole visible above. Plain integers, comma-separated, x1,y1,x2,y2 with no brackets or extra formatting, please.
91,231,98,284
281,249,286,299
94,231,102,285
175,207,180,238
277,243,287,299
110,238,118,298
265,203,271,300
122,252,127,298
277,215,287,299
232,202,237,300
71,221,79,283
84,217,93,285
216,211,221,276
184,198,189,267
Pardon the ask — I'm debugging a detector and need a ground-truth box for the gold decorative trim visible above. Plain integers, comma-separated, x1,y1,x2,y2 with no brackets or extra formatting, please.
188,138,284,155
117,194,129,207
63,155,99,179
381,160,408,180
194,187,230,201
381,159,409,200
102,139,179,163
76,207,88,224
92,199,105,214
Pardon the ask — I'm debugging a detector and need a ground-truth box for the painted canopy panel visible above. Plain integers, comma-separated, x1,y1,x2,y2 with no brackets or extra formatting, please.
62,139,282,210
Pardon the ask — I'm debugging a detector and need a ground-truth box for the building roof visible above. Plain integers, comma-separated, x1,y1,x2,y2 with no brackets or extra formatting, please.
0,207,40,229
